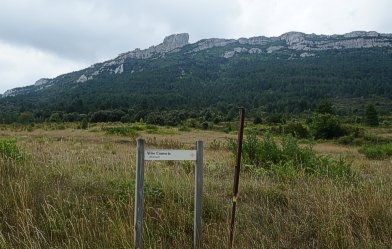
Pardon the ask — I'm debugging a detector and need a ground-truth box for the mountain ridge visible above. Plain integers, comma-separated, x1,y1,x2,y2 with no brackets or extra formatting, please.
2,30,392,97
1,30,392,124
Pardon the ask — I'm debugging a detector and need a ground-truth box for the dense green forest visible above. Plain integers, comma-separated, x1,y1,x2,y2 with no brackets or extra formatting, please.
1,41,392,125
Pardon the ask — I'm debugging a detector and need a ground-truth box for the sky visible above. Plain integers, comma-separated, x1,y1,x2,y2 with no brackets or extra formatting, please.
1,0,392,94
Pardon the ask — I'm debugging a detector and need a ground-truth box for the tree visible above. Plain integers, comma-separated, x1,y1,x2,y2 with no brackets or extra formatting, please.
49,113,62,123
80,118,88,129
316,100,335,114
364,104,379,127
18,112,34,124
253,116,262,125
311,114,345,139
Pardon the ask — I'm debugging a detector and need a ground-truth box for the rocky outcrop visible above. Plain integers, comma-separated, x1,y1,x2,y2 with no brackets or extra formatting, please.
300,52,315,58
74,34,189,83
76,74,88,83
238,36,274,45
221,31,392,57
3,89,19,97
249,48,262,54
280,32,306,45
119,33,189,60
223,47,262,58
267,46,284,53
34,78,51,86
192,38,236,52
157,33,189,53
114,64,124,74
278,31,392,51
343,31,380,38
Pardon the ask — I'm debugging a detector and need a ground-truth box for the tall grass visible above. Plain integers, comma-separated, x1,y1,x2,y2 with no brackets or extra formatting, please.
0,129,392,248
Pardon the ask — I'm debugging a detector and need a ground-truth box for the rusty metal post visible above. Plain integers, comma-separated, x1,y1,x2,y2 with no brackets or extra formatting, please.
194,140,204,249
229,107,245,249
134,138,145,249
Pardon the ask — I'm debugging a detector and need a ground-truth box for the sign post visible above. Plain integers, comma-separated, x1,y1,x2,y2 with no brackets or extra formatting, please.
134,138,204,249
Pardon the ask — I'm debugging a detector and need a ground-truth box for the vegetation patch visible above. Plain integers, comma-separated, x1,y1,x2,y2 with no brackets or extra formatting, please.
0,139,25,162
338,125,392,146
236,132,353,179
102,126,138,137
359,143,392,160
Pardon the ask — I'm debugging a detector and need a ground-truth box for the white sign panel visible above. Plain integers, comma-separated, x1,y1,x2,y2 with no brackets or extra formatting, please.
145,150,197,161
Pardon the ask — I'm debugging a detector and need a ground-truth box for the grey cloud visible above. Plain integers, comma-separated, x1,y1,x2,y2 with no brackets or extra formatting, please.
0,0,240,61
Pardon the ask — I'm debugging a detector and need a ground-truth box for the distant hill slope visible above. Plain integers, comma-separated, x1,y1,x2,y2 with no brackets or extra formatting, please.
1,31,392,122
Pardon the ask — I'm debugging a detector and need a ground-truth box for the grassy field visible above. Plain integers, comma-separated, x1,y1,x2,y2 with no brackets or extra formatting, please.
1,125,392,248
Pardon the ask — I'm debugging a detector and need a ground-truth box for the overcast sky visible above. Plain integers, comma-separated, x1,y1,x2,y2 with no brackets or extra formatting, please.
1,0,392,93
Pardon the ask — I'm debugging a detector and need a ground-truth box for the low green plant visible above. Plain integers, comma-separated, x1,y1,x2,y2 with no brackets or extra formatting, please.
0,139,25,162
337,125,392,146
239,132,353,179
209,139,222,150
102,126,138,137
359,143,392,160
178,125,191,132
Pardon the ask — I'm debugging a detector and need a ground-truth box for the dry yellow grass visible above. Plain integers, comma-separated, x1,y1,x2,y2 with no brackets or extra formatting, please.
1,127,392,248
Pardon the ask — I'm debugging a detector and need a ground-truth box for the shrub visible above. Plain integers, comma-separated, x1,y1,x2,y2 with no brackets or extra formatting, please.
281,122,310,138
0,139,25,162
359,143,392,160
311,114,346,139
316,100,335,114
80,118,88,129
253,116,262,125
364,104,379,127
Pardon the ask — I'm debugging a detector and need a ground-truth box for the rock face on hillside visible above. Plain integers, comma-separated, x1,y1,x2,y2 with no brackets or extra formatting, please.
73,33,190,83
34,78,51,86
3,89,19,97
158,33,190,52
192,38,236,52
119,33,189,60
279,31,392,51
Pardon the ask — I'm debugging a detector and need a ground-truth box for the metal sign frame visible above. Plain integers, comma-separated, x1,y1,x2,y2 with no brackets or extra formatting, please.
134,138,204,249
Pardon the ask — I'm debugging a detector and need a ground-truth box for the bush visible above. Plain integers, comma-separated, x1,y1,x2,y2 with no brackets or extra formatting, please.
311,114,346,139
364,104,379,127
253,116,262,125
80,118,88,129
0,139,25,162
281,122,310,138
359,143,392,160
